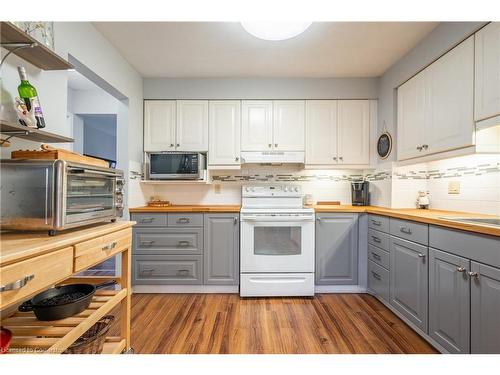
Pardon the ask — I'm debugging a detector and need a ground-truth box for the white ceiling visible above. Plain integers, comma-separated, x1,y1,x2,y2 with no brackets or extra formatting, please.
93,22,438,78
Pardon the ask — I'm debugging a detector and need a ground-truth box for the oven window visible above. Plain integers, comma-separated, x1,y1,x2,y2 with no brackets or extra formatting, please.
66,175,114,215
254,227,301,256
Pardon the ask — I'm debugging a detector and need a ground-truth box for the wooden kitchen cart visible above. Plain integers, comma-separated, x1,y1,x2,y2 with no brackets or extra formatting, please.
0,221,135,354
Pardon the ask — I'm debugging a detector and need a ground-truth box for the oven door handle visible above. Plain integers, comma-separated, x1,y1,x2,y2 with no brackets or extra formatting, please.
67,167,120,178
241,216,314,222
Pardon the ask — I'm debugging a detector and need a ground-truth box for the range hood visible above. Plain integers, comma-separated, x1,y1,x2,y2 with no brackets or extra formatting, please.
240,151,305,164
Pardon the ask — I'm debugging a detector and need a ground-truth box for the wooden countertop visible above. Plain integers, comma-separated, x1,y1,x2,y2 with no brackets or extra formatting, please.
0,221,135,266
314,205,500,237
129,205,241,213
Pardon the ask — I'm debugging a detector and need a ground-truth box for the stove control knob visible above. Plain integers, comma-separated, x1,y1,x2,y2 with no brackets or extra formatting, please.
283,186,288,192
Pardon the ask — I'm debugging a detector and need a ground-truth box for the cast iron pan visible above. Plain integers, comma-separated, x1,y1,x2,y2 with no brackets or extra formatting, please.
19,280,117,321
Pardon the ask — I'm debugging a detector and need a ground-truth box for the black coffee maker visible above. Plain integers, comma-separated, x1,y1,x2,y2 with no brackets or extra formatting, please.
351,181,369,206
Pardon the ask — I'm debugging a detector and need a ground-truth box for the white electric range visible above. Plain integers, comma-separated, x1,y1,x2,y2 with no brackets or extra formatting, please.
239,184,315,297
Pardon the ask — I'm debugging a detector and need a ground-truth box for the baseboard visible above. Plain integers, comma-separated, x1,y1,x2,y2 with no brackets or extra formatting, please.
315,285,367,293
133,285,239,294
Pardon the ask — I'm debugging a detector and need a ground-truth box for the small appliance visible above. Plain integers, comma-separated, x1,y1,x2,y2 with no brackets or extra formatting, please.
147,152,206,180
416,190,430,209
351,181,369,206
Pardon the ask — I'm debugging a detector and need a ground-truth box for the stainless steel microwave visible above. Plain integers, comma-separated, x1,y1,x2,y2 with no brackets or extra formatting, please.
0,159,124,235
147,152,206,180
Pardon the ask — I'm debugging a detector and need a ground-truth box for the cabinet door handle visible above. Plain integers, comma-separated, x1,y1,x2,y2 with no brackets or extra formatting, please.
140,240,155,246
268,143,272,148
176,217,190,224
274,143,278,148
333,157,337,161
234,217,238,225
456,267,466,273
177,240,190,247
0,274,35,292
170,143,174,147
400,226,412,235
371,236,381,243
422,144,429,150
468,271,479,279
235,157,239,161
371,252,382,260
417,253,426,258
339,156,343,161
316,217,321,222
102,241,117,251
371,271,381,281
176,143,180,147
371,219,381,226
417,145,423,151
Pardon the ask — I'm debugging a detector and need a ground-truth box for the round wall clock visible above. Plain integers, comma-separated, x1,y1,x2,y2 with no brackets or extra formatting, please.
377,131,392,159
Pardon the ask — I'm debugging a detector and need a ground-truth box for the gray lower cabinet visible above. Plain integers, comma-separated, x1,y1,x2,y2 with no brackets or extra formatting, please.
203,213,239,285
368,260,390,302
471,261,500,353
390,237,428,332
429,248,470,353
316,213,358,285
132,255,203,284
133,228,203,255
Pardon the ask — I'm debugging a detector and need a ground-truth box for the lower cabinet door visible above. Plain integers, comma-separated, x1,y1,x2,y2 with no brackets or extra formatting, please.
390,237,428,332
132,255,203,285
429,248,470,353
203,213,239,285
315,213,358,285
471,261,500,353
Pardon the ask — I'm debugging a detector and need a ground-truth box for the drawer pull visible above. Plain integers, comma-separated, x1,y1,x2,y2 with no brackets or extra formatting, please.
417,253,426,258
140,268,155,275
140,218,154,223
102,241,117,251
234,217,238,225
140,240,155,246
400,226,412,235
456,267,466,273
177,269,190,276
0,274,35,292
468,271,479,279
176,218,190,224
371,271,381,281
371,252,382,260
177,240,190,247
371,236,381,243
371,219,382,226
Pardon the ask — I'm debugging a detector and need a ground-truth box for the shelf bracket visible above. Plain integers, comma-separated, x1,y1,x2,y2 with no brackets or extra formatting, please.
0,42,37,70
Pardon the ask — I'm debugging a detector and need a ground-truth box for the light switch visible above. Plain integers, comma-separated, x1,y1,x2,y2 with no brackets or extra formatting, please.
448,181,460,194
214,184,221,194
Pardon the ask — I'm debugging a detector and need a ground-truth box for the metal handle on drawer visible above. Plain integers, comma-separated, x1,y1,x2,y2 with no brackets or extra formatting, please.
140,240,155,246
417,253,426,258
371,252,382,260
178,269,190,276
371,219,381,226
102,241,117,251
371,271,381,281
0,274,35,292
176,218,190,224
140,218,154,223
371,236,381,243
400,226,412,235
178,240,190,247
456,267,466,273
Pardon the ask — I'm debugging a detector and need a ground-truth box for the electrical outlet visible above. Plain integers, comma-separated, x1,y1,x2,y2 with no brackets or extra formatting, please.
214,184,221,194
448,181,461,194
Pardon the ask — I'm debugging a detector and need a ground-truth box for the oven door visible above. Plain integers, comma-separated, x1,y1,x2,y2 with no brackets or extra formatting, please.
240,214,315,273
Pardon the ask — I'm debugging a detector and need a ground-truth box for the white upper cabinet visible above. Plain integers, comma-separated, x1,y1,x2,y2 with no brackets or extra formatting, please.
337,100,370,165
475,22,500,122
397,37,474,161
305,100,338,164
176,100,209,151
273,100,305,151
208,101,241,166
144,100,176,151
241,100,273,151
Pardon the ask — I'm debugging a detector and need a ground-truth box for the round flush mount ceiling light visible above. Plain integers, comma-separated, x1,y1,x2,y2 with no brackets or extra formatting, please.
241,22,312,41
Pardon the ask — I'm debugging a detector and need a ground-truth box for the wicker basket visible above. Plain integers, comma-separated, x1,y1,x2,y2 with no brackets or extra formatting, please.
63,315,115,354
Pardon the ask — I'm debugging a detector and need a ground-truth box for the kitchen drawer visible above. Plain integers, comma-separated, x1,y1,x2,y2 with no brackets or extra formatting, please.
0,247,73,310
132,255,202,285
167,213,203,227
368,228,390,251
131,213,168,227
368,260,390,303
74,228,132,272
368,244,390,269
390,218,428,245
368,214,390,233
133,228,203,255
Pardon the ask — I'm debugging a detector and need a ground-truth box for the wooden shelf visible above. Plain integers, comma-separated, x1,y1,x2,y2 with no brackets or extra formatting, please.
0,120,74,143
0,22,73,70
2,288,127,354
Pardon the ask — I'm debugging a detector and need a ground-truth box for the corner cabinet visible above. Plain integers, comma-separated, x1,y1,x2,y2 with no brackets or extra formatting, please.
397,36,474,161
203,213,240,285
208,101,241,167
315,213,358,285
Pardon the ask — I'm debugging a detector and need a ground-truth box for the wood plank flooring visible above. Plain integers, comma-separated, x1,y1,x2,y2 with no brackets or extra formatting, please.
120,293,438,354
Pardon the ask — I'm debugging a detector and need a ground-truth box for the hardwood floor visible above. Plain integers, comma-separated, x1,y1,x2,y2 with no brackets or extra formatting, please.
120,293,438,354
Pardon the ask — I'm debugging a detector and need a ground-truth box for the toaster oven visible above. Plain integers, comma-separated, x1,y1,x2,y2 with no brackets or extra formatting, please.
0,159,124,235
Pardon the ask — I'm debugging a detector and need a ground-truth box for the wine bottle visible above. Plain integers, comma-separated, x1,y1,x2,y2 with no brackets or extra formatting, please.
17,66,46,128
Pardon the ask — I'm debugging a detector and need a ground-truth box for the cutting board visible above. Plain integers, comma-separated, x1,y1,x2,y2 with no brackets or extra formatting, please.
11,144,109,168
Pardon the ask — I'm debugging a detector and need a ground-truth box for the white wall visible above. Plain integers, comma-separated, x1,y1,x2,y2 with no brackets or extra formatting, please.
144,77,378,99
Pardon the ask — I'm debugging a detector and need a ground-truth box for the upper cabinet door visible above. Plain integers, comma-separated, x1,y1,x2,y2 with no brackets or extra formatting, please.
397,73,428,160
426,36,474,155
305,100,338,165
144,100,176,152
273,100,305,151
176,100,209,151
241,101,273,151
475,22,500,122
208,101,241,166
337,100,370,164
